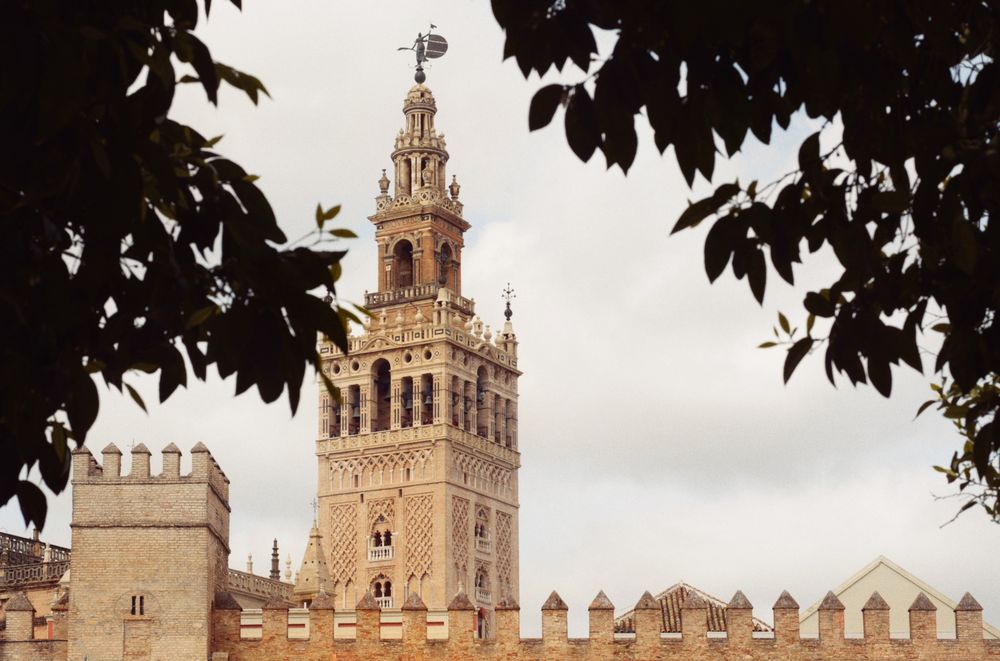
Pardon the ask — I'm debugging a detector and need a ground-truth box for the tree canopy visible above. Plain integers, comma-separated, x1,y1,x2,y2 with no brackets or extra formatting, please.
1,0,354,529
492,0,1000,520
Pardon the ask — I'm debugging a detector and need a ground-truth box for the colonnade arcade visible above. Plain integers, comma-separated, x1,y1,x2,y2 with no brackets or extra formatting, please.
319,353,518,449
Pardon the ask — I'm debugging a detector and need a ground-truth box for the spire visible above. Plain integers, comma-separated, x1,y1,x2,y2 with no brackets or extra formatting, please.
293,521,331,605
270,539,280,580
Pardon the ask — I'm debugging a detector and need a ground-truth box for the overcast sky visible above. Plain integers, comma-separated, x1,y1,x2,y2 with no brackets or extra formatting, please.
4,0,998,637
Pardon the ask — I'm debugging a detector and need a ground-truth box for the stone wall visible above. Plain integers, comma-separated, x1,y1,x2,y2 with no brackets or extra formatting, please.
0,640,66,661
209,590,1000,661
67,443,230,661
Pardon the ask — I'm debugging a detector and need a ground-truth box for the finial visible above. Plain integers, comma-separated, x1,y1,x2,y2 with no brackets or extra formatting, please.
311,498,319,523
378,168,390,194
397,25,449,84
502,283,516,321
449,175,461,199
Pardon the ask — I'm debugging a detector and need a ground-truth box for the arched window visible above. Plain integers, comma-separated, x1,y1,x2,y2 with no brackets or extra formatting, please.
372,531,382,547
393,240,414,288
372,359,391,432
373,582,383,598
383,530,392,546
384,580,392,598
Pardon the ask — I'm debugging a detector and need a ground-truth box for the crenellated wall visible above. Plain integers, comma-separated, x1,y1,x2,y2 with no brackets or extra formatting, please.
209,589,1000,661
68,443,231,661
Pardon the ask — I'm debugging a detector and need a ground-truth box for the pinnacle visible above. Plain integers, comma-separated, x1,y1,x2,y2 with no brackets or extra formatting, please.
819,591,845,610
3,591,34,612
447,591,475,611
773,590,799,610
728,591,753,610
542,591,568,610
909,592,937,611
309,590,336,611
402,592,428,611
588,590,615,611
101,443,122,454
862,592,890,611
955,592,983,611
356,590,380,611
634,591,659,611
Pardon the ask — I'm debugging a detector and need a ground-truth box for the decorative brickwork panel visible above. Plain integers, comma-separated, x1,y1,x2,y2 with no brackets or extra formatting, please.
451,496,469,575
496,511,512,595
405,494,433,578
329,503,357,585
368,498,395,531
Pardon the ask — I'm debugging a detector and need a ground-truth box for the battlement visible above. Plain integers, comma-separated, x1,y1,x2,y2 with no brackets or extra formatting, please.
71,442,229,501
209,589,1000,661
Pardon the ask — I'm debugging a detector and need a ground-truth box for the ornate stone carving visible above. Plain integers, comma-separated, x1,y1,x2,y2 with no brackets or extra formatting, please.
405,494,433,579
367,498,395,531
451,496,469,575
497,511,513,595
329,503,357,586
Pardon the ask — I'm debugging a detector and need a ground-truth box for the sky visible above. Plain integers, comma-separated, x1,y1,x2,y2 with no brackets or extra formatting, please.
3,0,998,637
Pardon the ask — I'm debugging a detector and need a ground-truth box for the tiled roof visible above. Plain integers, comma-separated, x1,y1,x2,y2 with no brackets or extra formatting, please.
614,582,774,634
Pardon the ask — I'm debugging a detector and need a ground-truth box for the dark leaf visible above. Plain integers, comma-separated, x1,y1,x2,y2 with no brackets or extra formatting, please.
529,84,565,131
783,337,814,383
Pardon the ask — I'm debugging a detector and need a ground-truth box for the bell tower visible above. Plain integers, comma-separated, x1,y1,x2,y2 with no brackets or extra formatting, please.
316,83,521,639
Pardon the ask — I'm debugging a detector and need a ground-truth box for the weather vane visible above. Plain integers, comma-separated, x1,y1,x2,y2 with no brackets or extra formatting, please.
502,283,516,321
398,24,449,83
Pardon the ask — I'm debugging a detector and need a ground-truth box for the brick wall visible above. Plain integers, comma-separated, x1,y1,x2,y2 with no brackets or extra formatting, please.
209,591,1000,661
67,443,230,661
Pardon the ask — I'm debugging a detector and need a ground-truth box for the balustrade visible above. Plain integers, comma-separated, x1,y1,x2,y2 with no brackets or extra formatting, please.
475,587,492,604
227,568,294,601
368,545,393,562
475,537,492,554
375,596,393,609
1,560,70,587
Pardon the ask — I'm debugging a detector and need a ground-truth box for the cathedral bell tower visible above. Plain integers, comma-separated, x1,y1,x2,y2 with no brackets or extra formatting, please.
316,83,521,639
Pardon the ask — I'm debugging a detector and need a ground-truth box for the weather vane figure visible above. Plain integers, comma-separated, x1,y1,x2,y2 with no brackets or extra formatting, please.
398,24,449,83
502,283,516,321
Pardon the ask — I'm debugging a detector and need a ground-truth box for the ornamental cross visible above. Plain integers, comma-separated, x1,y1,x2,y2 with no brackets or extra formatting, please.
502,283,516,321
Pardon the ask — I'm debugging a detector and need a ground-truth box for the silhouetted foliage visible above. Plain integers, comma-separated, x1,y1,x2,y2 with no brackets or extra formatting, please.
0,0,355,529
493,1,1000,520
